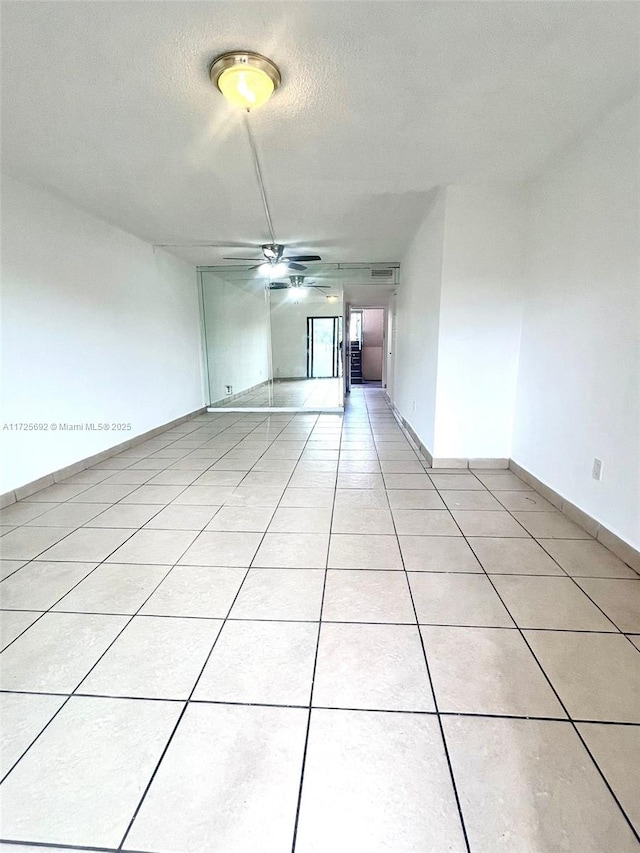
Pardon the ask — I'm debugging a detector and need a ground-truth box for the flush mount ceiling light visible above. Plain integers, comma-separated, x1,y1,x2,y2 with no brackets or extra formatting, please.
210,51,281,110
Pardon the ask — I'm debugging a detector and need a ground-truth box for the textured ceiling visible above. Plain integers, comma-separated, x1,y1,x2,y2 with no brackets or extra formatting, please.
2,2,637,266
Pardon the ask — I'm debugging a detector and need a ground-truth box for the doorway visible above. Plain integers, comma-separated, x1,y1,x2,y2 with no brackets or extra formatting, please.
348,307,385,385
307,316,343,378
361,308,384,383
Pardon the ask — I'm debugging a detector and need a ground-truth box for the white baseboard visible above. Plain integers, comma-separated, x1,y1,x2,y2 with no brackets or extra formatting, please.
384,392,640,573
0,405,208,509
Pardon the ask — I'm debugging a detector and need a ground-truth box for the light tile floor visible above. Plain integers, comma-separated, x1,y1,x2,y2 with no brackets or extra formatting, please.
212,377,343,409
1,388,639,852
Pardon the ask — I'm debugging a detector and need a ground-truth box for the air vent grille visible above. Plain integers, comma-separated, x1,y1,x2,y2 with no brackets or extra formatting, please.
370,268,394,280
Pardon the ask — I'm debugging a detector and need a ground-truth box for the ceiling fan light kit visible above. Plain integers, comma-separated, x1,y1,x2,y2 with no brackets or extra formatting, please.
267,275,331,293
259,261,289,278
210,51,281,111
223,243,322,274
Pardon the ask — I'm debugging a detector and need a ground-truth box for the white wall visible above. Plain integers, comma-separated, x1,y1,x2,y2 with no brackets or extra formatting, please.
270,295,342,379
433,186,526,459
391,93,638,547
201,273,270,403
1,175,204,493
392,185,525,459
392,189,446,451
512,93,639,547
385,297,396,397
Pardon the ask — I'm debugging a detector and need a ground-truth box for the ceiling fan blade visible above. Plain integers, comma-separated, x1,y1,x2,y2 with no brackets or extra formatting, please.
287,262,307,271
268,283,289,290
285,255,322,262
309,285,331,289
222,257,263,261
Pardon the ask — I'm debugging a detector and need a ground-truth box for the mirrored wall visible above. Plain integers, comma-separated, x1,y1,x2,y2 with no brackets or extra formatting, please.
199,266,344,411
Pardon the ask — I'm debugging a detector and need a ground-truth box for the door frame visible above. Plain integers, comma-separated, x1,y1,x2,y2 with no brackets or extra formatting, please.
306,315,342,379
347,305,388,386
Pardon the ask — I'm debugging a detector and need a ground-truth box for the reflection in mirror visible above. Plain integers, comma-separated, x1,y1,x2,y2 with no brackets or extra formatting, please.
269,281,343,408
200,267,344,411
200,270,273,408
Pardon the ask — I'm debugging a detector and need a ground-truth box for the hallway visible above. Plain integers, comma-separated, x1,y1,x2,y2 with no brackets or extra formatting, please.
0,388,639,851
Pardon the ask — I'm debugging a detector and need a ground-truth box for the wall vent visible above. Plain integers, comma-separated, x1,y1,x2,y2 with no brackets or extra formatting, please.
369,268,395,280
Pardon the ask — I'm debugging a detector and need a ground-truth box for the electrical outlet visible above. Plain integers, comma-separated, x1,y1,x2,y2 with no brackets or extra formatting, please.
225,385,233,396
592,458,603,481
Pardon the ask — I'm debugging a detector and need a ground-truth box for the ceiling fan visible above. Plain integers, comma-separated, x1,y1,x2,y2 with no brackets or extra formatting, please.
223,243,321,274
156,63,326,276
267,274,330,291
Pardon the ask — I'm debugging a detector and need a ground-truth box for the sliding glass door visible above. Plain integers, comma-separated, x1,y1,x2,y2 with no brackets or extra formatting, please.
307,316,342,378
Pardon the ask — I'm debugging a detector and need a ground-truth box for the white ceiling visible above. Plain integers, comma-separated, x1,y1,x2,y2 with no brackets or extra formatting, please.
2,2,637,266
344,283,397,309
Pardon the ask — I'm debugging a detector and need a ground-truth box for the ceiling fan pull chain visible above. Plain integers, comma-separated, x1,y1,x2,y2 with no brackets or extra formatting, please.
243,111,277,246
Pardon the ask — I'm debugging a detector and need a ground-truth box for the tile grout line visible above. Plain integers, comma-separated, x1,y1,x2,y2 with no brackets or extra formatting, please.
364,391,473,853
532,538,640,649
2,396,638,849
4,408,283,522
117,408,327,851
0,519,162,656
0,411,305,765
450,481,640,651
0,412,303,839
409,447,640,648
425,465,640,845
289,410,342,853
0,838,120,852
0,549,179,787
375,389,640,844
4,608,636,633
114,564,253,851
3,683,640,726
0,412,307,646
473,492,634,638
0,498,183,650
0,500,215,774
390,394,639,571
